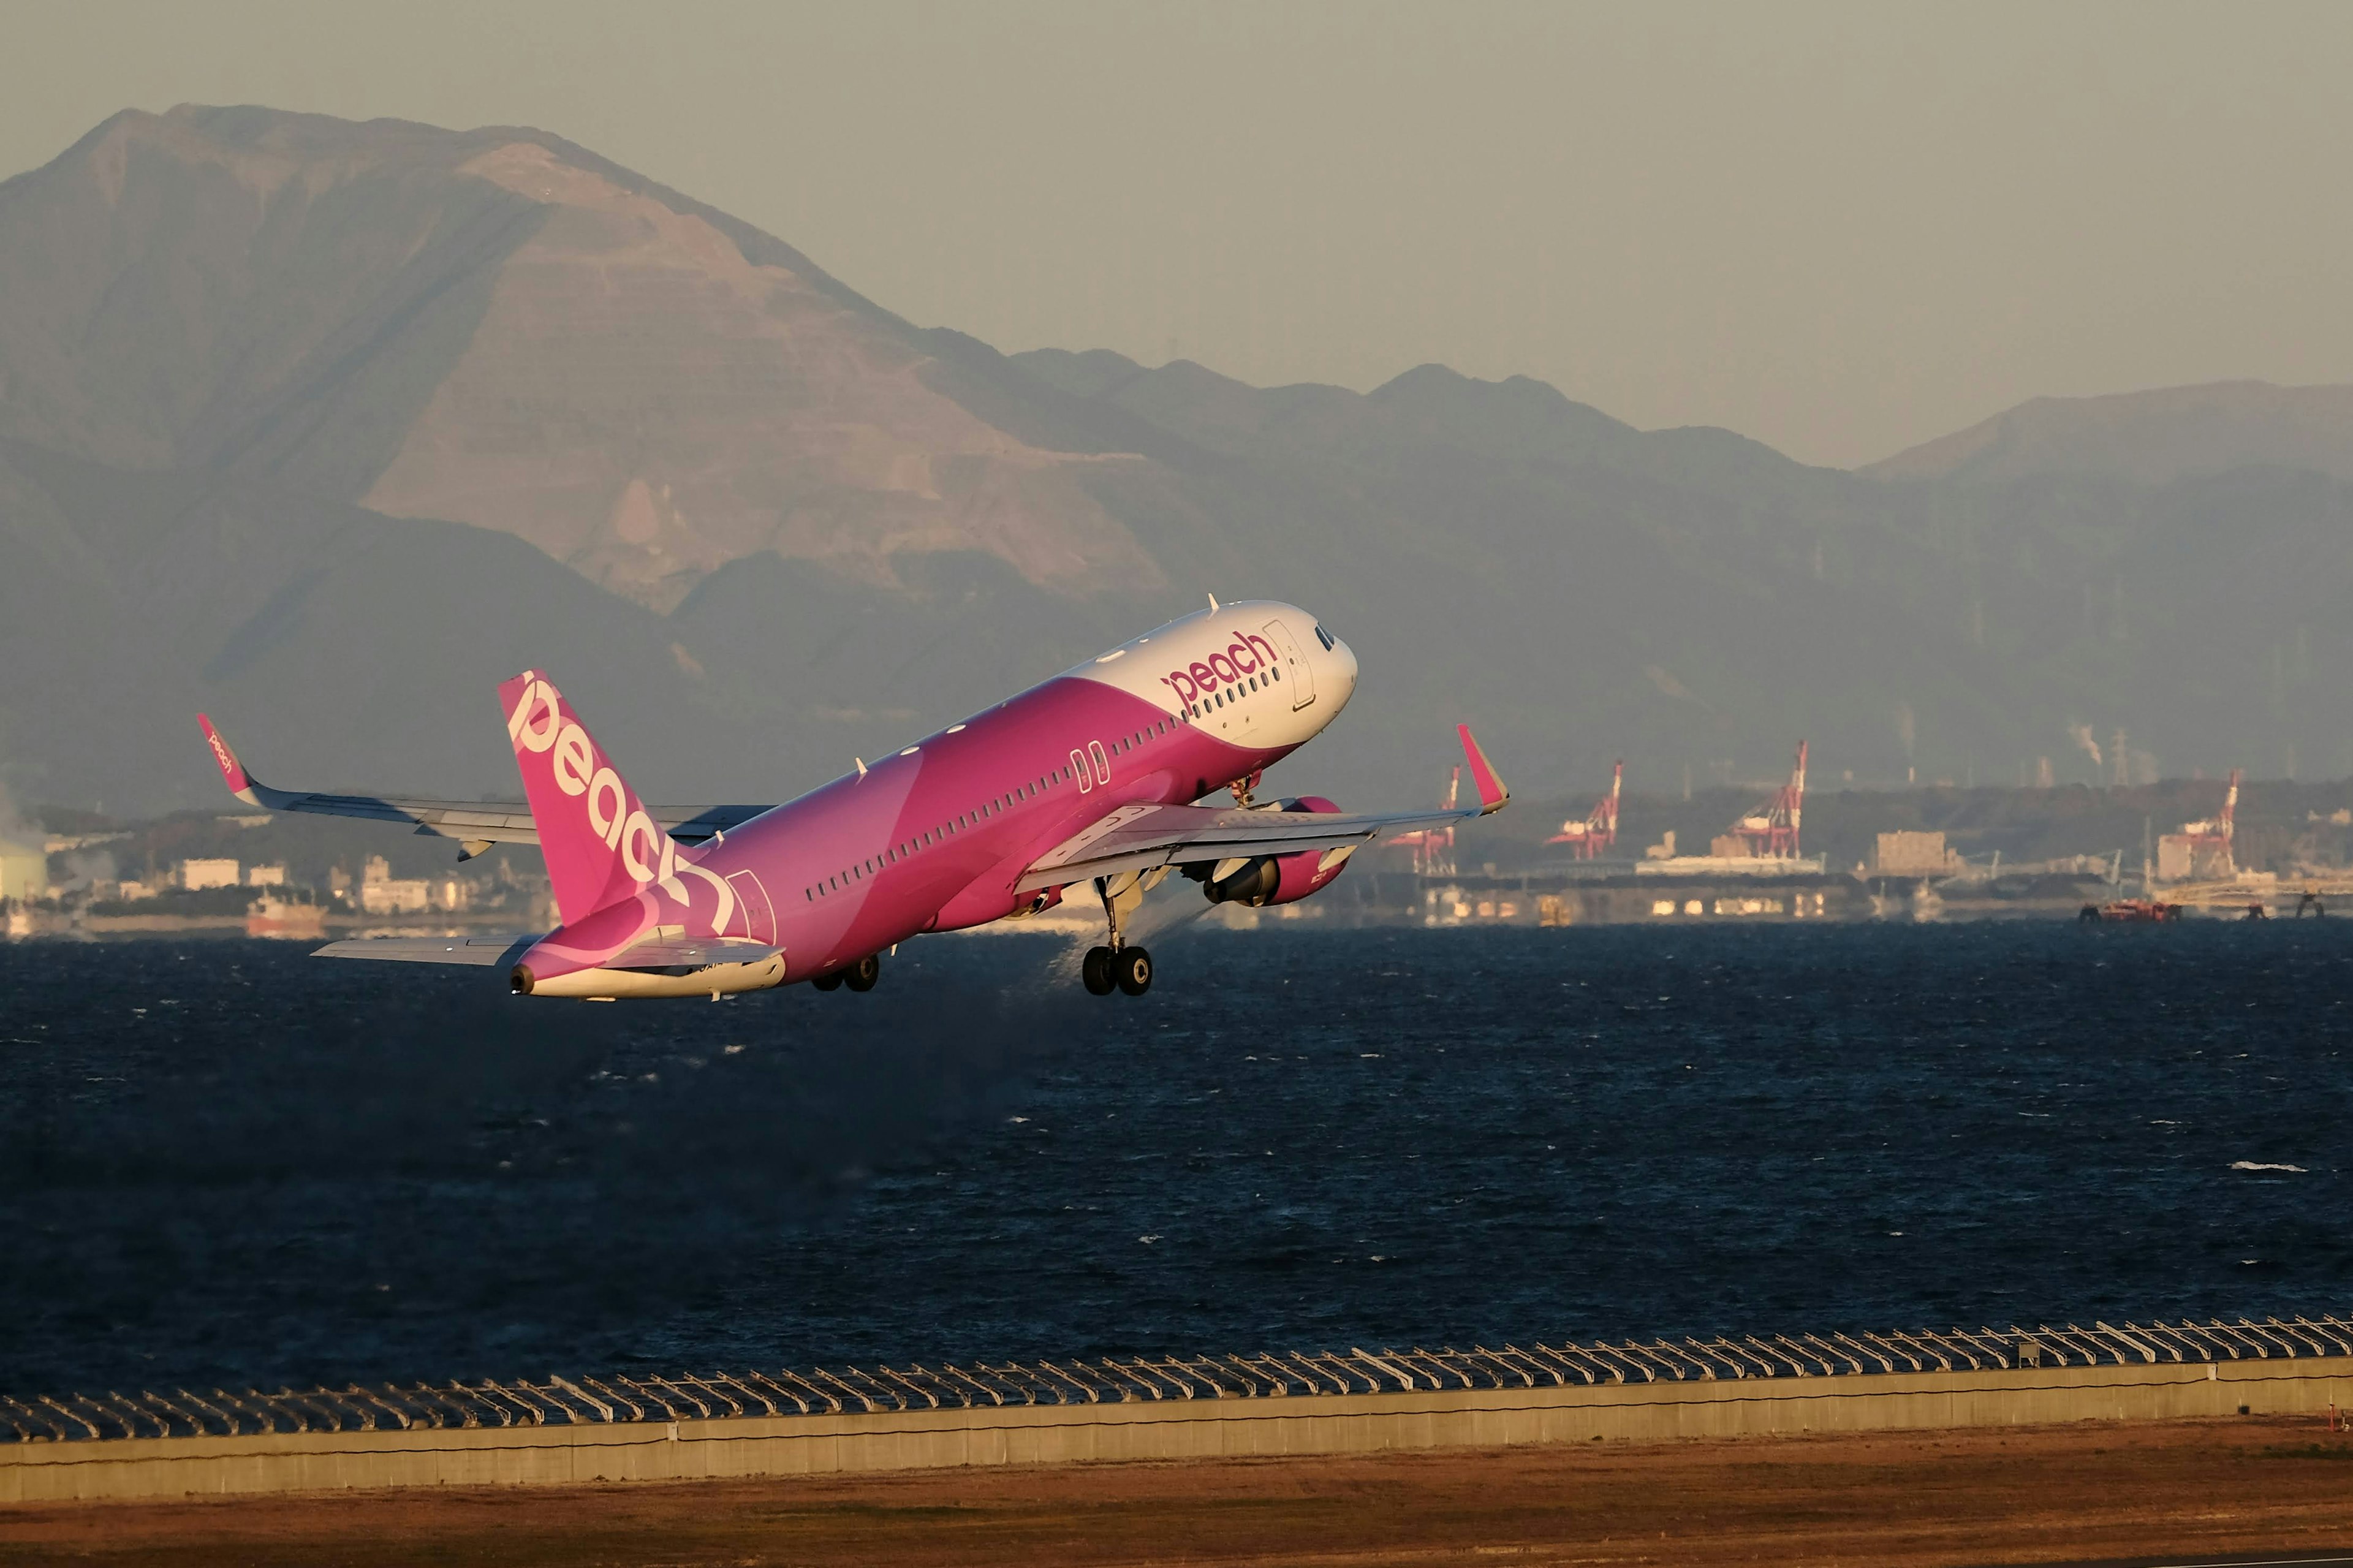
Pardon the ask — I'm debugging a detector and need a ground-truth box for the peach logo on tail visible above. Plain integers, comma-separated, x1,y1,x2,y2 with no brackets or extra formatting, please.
1161,629,1279,707
504,675,737,934
204,727,241,785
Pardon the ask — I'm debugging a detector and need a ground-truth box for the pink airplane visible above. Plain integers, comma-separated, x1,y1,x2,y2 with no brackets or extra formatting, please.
198,599,1507,999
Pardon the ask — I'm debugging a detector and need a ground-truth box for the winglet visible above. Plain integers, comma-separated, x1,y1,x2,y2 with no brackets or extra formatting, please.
1457,724,1509,815
197,714,262,806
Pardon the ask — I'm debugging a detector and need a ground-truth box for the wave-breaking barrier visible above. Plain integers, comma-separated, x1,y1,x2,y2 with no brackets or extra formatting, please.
7,1315,2346,1445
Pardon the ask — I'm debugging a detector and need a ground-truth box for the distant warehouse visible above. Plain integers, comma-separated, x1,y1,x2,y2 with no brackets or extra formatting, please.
0,834,44,901
1875,831,1961,877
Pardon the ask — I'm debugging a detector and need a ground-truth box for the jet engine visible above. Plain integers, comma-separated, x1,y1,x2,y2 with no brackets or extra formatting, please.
1191,797,1356,908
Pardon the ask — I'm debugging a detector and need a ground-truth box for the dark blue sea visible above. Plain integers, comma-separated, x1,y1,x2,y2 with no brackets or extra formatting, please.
2,922,2347,1396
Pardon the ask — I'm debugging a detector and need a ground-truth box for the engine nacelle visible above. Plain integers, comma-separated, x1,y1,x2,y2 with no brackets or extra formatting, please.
1195,797,1355,908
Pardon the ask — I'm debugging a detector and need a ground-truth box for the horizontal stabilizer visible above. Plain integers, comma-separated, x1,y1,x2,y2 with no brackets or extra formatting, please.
194,716,770,849
314,935,539,966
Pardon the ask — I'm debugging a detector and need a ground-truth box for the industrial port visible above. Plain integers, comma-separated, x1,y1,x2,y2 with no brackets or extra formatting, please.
1346,744,2353,929
9,743,2353,939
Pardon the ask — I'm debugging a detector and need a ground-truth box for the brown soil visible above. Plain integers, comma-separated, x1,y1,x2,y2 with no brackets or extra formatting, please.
5,1417,2352,1567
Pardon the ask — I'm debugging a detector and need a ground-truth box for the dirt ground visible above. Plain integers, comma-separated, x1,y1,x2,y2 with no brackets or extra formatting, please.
4,1417,2353,1567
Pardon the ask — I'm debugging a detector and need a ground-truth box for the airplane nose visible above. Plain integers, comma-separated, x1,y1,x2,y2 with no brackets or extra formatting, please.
1327,631,1359,706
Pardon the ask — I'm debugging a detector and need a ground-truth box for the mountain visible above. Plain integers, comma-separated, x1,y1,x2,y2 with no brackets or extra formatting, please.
0,105,1181,612
1867,382,2353,487
2,105,2350,821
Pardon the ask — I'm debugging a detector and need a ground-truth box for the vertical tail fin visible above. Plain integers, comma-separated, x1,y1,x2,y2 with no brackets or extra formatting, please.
501,671,693,925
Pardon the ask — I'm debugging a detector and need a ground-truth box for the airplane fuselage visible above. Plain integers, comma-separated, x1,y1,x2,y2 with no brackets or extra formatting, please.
518,602,1358,996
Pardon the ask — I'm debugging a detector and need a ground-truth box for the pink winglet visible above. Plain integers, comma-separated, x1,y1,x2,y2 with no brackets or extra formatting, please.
196,714,252,798
1457,724,1509,815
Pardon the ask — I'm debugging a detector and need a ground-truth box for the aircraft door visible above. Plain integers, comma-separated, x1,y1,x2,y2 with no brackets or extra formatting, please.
1088,740,1110,787
725,870,777,944
1266,619,1315,709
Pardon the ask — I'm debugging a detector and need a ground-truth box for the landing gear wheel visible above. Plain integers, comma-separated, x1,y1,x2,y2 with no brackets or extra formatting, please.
811,970,844,991
1114,946,1153,996
1082,945,1117,995
844,953,881,992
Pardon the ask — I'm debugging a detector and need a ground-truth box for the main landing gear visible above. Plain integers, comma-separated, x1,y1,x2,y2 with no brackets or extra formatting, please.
809,952,881,992
1083,944,1153,996
1082,872,1156,997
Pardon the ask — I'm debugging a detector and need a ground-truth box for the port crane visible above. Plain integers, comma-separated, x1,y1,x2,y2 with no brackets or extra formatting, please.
1547,760,1622,858
1390,767,1460,876
1725,741,1807,858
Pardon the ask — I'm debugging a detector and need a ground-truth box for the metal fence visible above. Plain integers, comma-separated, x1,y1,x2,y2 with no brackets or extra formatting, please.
5,1316,2346,1444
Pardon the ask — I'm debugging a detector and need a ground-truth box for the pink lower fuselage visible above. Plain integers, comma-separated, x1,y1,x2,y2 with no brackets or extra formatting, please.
551,602,1357,993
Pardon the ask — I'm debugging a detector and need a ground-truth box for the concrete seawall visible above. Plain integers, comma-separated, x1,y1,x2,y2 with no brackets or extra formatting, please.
7,1355,2345,1504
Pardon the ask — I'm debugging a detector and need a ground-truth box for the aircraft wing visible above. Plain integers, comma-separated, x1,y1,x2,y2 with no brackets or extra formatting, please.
198,716,770,856
1017,724,1507,892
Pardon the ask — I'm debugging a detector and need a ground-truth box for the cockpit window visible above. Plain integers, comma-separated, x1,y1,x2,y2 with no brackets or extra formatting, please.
1313,624,1335,651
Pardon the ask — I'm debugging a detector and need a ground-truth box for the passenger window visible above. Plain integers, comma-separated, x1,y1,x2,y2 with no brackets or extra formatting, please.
1272,667,1281,681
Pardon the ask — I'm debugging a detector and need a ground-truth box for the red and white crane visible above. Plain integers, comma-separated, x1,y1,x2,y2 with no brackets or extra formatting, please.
1547,760,1622,858
1390,767,1461,875
1726,741,1807,859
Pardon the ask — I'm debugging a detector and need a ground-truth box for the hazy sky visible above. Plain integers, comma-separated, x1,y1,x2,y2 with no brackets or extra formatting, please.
7,1,2351,467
